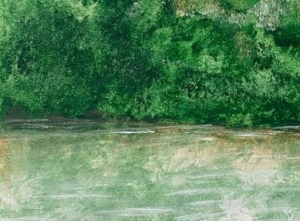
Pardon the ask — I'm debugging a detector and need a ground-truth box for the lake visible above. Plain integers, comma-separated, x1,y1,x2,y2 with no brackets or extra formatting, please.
1,119,300,220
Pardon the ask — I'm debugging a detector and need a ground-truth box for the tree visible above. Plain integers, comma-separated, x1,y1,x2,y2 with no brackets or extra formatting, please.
0,0,99,116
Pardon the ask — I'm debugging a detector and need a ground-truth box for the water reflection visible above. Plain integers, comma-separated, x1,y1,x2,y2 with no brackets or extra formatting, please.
0,124,300,220
0,138,3,170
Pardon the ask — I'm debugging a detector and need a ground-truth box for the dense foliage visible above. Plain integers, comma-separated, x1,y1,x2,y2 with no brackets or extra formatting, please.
1,0,300,126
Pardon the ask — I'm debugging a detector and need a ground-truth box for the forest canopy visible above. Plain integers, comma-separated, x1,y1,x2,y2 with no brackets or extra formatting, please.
1,0,300,126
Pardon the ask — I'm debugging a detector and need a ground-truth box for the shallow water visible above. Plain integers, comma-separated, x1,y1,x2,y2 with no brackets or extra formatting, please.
1,119,300,220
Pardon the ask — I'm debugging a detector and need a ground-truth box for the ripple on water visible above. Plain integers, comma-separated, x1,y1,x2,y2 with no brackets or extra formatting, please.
254,206,298,221
234,131,280,138
176,212,224,221
189,200,223,206
0,216,50,221
99,207,173,217
188,171,236,180
49,194,112,199
165,188,223,196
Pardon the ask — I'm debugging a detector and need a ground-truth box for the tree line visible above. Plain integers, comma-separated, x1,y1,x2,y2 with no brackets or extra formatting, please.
0,0,300,126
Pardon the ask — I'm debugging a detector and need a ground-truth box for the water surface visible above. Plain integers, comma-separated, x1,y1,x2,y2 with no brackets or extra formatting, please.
1,119,300,220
